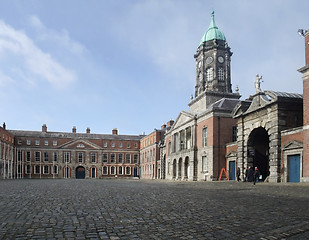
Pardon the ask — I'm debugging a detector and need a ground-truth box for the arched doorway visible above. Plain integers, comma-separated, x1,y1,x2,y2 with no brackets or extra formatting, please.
91,167,96,178
133,166,138,177
184,157,189,179
178,158,182,179
172,159,176,179
247,127,270,181
76,166,85,179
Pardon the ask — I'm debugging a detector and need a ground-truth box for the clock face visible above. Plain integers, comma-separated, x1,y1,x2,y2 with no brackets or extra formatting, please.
218,56,224,63
206,56,213,64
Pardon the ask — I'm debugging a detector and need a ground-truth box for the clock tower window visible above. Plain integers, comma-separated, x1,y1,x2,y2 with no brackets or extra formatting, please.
206,68,213,82
218,68,224,81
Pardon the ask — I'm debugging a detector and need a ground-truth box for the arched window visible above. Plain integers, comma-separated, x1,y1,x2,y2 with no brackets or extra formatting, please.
206,68,213,82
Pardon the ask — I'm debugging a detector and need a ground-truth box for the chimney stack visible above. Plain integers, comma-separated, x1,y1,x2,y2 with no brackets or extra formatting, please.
86,127,90,134
42,124,47,133
166,119,174,128
112,128,118,135
72,126,76,133
161,123,167,130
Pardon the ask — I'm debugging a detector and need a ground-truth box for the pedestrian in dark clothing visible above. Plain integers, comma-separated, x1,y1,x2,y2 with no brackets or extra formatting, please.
244,167,250,182
247,167,254,182
236,167,241,182
253,167,260,185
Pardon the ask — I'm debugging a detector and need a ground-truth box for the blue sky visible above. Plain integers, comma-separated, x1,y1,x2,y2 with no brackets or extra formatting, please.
0,0,308,135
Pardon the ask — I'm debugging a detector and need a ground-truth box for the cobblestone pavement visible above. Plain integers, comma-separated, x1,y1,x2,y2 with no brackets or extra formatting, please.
0,179,308,240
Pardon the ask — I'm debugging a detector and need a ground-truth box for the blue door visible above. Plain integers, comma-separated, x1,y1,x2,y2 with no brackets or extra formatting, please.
288,155,300,182
229,161,236,180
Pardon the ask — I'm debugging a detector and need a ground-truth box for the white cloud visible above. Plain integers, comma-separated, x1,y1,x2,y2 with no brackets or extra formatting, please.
0,19,76,89
28,15,86,55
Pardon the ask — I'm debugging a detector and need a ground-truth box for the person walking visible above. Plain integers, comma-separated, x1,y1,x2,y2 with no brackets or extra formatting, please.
253,167,260,185
236,167,241,182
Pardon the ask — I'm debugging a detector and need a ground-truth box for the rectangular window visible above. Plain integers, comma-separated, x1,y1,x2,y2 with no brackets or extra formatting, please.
64,152,70,163
27,139,31,145
119,142,123,148
44,152,49,162
104,142,107,147
118,153,123,163
53,140,57,146
35,140,40,146
202,156,207,172
35,152,41,162
103,153,108,163
111,166,115,175
35,165,40,174
111,142,115,147
91,153,96,163
134,154,138,164
78,152,83,163
26,152,31,162
18,139,22,145
202,127,208,147
110,153,115,163
44,140,48,146
43,166,49,174
102,166,108,175
126,154,131,163
53,152,58,162
127,143,131,148
135,143,138,148
53,165,58,174
125,166,131,175
18,151,22,161
232,126,237,142
26,165,31,174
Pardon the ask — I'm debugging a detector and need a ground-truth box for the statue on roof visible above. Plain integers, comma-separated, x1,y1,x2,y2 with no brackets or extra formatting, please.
255,74,263,93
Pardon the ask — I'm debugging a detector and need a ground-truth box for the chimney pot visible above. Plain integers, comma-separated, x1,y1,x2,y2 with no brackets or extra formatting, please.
72,126,76,133
112,128,118,135
42,124,47,133
86,128,90,134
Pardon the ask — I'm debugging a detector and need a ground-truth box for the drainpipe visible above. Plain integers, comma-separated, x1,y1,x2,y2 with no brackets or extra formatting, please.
217,116,221,180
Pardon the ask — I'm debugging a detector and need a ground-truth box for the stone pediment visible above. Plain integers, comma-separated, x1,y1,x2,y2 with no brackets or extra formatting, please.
58,139,101,150
282,140,303,151
171,111,195,130
226,151,237,158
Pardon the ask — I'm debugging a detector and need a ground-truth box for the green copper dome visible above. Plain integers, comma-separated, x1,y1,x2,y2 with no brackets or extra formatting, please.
199,11,226,46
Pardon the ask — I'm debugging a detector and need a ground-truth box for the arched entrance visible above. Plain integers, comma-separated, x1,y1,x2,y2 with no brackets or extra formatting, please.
76,166,85,179
184,157,189,179
247,127,270,181
172,159,176,179
91,167,96,178
178,158,182,179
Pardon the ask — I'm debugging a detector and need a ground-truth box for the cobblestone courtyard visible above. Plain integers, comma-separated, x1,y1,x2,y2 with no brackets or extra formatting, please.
0,179,308,240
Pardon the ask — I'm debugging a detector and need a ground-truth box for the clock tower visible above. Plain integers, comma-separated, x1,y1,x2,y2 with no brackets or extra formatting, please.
189,11,240,111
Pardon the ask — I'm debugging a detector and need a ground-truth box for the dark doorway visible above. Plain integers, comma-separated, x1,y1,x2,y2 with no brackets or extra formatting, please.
248,127,270,181
133,167,138,177
229,161,236,180
76,166,85,179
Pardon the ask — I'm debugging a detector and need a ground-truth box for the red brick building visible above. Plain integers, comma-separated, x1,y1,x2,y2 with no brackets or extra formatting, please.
2,124,142,179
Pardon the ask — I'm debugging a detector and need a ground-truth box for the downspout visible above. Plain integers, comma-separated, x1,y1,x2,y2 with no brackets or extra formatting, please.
217,116,221,180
